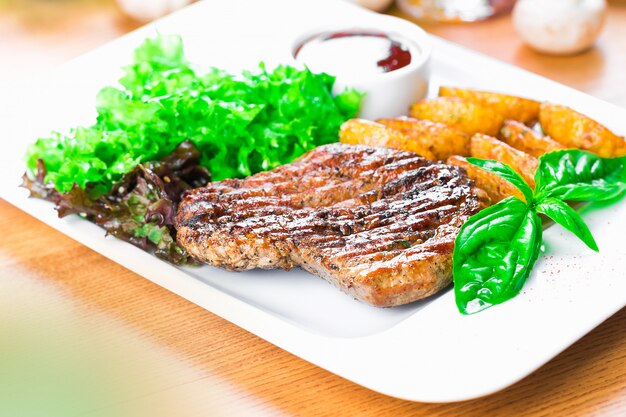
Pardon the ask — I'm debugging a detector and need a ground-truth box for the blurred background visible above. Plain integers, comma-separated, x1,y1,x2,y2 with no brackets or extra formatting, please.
1,0,625,105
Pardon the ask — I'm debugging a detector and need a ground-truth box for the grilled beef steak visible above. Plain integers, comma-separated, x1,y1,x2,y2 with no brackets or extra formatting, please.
175,144,487,307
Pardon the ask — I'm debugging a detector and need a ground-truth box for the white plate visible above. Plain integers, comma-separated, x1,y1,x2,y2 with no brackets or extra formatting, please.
2,0,626,403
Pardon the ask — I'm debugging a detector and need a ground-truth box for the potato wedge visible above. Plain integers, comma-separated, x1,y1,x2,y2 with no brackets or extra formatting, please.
470,133,538,188
539,103,626,158
339,119,437,160
377,117,470,160
499,120,565,158
410,97,504,136
439,86,540,125
448,155,524,203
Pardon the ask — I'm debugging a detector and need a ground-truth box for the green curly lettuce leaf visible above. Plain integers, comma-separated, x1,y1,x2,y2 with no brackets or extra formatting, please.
25,34,363,195
23,140,211,265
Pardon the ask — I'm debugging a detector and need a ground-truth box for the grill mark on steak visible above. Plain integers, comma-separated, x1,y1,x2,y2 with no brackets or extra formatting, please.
175,144,488,307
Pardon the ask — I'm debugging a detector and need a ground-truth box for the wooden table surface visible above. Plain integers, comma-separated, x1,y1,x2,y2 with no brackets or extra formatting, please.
1,1,625,416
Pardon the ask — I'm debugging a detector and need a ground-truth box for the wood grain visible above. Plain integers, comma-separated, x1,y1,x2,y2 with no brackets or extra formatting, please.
1,1,625,415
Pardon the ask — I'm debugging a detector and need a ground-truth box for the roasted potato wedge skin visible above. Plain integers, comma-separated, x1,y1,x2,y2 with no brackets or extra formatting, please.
339,119,437,160
377,117,470,160
539,103,626,158
410,97,504,137
499,120,565,158
439,87,540,125
447,155,524,203
470,133,538,188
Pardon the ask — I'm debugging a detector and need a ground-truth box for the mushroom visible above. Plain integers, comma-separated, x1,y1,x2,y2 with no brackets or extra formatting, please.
512,0,607,55
116,0,194,22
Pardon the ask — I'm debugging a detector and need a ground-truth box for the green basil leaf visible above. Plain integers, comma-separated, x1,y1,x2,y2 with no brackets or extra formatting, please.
453,197,543,314
535,150,626,202
467,157,534,204
535,198,598,252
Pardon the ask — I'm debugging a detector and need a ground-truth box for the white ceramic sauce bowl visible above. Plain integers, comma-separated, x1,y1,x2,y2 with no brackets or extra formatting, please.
291,18,431,120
